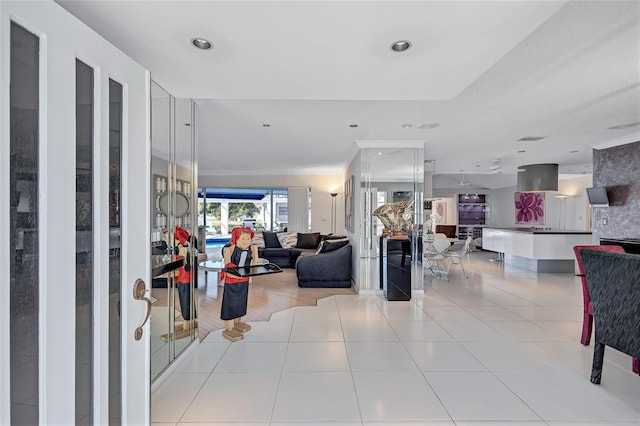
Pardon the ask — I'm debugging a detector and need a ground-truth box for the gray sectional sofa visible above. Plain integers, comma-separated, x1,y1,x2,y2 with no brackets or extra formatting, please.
296,243,352,288
254,231,352,288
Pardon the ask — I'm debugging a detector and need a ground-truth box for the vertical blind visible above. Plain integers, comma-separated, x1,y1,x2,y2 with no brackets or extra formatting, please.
286,187,310,232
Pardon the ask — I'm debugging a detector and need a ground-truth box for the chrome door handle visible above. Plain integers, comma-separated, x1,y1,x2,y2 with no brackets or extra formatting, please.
133,278,151,340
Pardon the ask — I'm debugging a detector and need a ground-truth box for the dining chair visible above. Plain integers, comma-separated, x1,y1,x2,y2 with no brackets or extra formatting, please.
573,244,640,374
424,239,451,279
447,236,473,278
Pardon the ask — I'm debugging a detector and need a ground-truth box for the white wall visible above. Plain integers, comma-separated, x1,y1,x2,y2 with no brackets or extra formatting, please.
487,175,592,230
198,174,345,234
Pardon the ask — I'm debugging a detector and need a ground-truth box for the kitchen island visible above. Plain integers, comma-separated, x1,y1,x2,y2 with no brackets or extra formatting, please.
482,227,592,272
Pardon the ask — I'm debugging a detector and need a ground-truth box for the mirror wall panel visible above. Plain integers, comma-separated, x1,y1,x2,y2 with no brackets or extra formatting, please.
172,98,197,359
358,144,424,293
150,82,172,381
150,81,197,381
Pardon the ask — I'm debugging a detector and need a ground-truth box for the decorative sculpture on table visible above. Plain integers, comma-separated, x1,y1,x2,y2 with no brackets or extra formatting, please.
373,200,414,238
429,212,442,234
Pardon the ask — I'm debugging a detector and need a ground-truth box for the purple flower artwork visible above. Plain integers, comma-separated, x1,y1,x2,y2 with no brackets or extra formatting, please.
515,192,545,224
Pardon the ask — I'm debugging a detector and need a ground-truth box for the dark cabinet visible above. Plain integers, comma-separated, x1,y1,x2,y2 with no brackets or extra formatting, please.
380,237,411,301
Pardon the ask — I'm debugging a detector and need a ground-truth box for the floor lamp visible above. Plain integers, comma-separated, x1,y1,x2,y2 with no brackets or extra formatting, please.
330,193,338,234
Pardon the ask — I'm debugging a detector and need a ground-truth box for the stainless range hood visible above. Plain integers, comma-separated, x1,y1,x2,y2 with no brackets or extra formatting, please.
517,163,558,192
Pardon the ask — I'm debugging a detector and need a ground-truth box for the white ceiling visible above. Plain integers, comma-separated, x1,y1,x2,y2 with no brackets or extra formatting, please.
57,0,640,189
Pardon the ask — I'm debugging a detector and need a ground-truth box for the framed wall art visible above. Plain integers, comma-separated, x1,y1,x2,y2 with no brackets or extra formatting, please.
344,175,354,232
435,200,447,221
515,191,545,225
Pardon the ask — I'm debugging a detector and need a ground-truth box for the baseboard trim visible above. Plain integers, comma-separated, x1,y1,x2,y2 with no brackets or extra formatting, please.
151,337,200,394
357,288,383,295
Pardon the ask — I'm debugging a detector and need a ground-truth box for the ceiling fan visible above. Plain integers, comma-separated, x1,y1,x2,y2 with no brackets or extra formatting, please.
458,174,472,186
477,159,503,174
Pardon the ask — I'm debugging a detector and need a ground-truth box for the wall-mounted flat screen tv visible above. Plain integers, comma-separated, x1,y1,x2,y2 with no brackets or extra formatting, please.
586,186,609,206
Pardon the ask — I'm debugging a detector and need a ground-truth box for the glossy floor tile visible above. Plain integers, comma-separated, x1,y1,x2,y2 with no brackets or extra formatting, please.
272,372,360,422
152,252,640,425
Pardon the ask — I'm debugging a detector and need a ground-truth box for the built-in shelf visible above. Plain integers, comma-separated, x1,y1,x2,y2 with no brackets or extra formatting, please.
457,193,486,239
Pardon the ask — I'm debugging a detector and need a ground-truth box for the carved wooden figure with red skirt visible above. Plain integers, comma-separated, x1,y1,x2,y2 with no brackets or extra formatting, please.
221,227,258,342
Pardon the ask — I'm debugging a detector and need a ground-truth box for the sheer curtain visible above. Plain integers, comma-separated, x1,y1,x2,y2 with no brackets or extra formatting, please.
287,187,310,232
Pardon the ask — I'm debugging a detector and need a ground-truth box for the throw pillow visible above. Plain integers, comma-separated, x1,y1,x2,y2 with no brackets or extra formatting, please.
316,238,349,254
321,234,347,241
251,232,265,248
277,231,298,249
296,232,321,249
263,231,282,248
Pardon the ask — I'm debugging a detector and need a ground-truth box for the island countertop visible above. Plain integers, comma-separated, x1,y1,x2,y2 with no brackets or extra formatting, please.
482,227,592,272
488,227,592,235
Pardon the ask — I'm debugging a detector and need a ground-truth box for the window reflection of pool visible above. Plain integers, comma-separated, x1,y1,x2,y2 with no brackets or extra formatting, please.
206,237,231,248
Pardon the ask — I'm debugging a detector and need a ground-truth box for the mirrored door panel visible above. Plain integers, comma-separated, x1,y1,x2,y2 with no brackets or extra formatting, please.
9,21,40,425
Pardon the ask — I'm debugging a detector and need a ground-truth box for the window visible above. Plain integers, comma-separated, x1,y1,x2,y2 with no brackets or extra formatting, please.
197,188,288,242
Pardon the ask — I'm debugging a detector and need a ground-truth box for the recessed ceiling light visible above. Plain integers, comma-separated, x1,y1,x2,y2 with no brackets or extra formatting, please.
607,121,640,130
349,124,359,128
517,150,526,153
475,164,481,167
262,124,270,127
191,37,212,50
517,136,546,141
390,40,412,52
570,150,579,153
401,123,413,129
377,152,383,155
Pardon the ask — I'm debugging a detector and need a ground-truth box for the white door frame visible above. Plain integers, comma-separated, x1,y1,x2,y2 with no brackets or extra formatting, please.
0,1,151,424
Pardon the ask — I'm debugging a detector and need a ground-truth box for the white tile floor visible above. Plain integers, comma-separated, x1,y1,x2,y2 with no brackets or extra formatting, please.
152,252,640,425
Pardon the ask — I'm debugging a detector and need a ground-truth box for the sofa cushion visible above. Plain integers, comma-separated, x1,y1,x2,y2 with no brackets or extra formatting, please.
263,231,282,248
296,244,352,288
296,232,321,249
258,247,300,268
296,248,317,258
317,238,349,254
277,231,298,248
